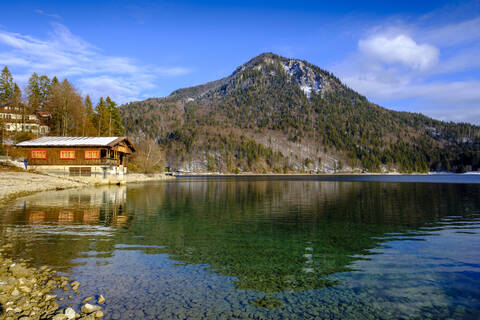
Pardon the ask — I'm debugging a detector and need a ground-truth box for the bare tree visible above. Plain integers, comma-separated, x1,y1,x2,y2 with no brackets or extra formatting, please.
129,138,165,173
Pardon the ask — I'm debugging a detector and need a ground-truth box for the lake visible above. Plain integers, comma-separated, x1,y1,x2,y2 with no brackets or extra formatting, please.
1,175,480,319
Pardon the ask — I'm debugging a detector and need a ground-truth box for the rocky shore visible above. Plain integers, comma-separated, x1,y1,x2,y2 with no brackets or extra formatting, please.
0,246,105,320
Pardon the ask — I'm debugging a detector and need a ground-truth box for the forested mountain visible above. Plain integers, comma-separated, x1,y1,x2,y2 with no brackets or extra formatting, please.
120,53,480,173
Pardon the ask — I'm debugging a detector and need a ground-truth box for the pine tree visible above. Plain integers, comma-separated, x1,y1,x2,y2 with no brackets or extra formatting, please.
27,73,51,110
94,97,108,136
105,96,124,136
82,95,96,136
0,66,14,104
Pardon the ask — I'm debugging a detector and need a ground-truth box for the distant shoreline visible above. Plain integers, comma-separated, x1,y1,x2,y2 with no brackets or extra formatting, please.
172,172,480,184
173,172,480,177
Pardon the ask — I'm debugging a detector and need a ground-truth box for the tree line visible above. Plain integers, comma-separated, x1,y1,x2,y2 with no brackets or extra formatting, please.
0,66,166,173
0,66,124,143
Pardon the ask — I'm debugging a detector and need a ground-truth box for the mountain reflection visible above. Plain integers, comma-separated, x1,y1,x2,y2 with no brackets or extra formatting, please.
1,179,479,293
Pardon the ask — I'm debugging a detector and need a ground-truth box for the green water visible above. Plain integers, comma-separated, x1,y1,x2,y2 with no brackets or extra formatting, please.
1,177,480,319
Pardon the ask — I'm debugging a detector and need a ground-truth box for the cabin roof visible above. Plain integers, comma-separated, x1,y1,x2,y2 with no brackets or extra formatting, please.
16,136,136,152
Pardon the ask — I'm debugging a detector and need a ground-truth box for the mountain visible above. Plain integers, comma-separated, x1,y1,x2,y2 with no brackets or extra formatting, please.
120,53,480,173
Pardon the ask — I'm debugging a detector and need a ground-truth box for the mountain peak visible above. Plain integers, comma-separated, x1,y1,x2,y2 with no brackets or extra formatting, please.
171,52,343,101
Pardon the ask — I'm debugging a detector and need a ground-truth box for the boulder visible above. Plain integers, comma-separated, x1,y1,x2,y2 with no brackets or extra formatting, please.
64,307,76,320
81,303,101,314
9,264,32,278
52,314,68,320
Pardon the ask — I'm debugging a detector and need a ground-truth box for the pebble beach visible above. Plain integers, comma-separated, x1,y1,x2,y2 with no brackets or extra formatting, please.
0,246,105,320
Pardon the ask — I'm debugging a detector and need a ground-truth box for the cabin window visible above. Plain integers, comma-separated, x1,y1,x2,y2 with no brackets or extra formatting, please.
85,150,100,160
31,150,47,159
60,150,76,160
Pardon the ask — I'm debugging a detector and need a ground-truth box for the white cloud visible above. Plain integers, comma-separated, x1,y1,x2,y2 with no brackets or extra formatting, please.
334,13,480,124
359,34,439,70
35,9,62,20
0,23,191,103
78,76,141,103
155,67,192,76
421,17,480,47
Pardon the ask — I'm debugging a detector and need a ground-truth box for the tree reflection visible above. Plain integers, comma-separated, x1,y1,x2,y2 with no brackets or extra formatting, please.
0,179,478,293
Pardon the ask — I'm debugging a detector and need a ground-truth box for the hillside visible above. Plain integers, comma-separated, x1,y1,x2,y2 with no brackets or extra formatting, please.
120,53,480,173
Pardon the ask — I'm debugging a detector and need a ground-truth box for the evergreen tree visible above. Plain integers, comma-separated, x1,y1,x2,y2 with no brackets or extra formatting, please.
82,95,96,136
0,66,14,104
27,73,51,110
94,97,109,136
105,96,124,136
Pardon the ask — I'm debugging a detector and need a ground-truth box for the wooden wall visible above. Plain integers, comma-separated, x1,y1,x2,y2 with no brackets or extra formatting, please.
20,147,122,166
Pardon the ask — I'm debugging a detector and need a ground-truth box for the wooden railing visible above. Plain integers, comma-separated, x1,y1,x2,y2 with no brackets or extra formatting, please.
100,159,118,165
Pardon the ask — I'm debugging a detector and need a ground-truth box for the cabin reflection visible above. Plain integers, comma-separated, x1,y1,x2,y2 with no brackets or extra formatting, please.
26,210,46,223
22,186,129,226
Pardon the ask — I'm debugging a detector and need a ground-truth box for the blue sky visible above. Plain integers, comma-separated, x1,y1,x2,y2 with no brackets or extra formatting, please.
1,0,479,123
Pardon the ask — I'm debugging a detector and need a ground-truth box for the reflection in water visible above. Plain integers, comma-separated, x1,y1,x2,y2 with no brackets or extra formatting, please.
22,186,127,225
0,179,479,319
1,186,129,270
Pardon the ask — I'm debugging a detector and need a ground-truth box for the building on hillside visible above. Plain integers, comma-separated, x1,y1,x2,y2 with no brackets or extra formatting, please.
0,106,51,135
16,136,136,177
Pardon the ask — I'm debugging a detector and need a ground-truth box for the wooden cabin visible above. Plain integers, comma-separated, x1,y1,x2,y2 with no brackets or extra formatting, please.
16,136,136,177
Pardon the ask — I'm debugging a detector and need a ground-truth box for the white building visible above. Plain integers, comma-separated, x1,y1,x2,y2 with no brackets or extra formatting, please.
0,106,50,134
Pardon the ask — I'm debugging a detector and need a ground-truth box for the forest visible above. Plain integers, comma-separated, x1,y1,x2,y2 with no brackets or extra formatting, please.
0,66,124,146
120,53,480,173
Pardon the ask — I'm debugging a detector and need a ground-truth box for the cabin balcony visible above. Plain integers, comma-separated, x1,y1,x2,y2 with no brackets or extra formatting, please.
100,159,118,166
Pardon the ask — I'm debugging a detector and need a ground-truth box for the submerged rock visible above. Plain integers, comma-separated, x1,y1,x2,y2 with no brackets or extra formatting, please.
94,310,104,318
0,251,107,320
70,281,80,291
64,307,76,320
81,303,101,314
249,296,283,309
97,295,106,304
9,264,32,278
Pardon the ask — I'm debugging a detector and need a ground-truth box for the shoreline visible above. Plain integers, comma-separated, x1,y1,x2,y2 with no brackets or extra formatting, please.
173,172,478,177
0,171,174,207
175,172,420,176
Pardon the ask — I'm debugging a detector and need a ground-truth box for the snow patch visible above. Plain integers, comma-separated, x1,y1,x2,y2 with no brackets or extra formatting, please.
300,85,312,98
282,60,325,99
